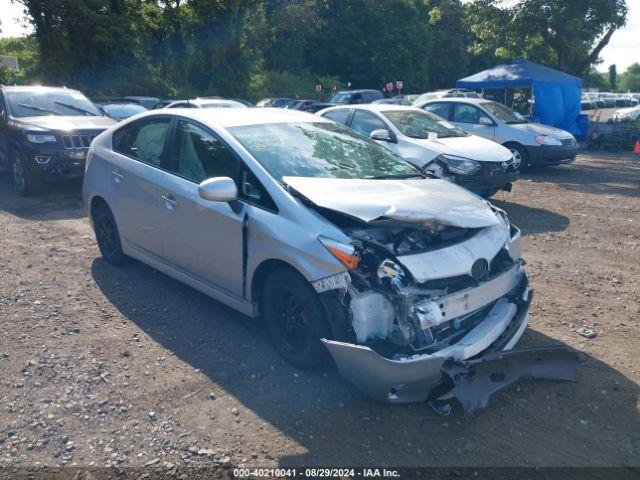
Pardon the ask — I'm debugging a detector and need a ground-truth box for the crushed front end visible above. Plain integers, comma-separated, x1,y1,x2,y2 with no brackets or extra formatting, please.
313,206,579,413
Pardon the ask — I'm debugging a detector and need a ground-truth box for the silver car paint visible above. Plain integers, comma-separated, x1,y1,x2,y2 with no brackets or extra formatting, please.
282,176,500,228
84,109,351,317
415,97,575,147
83,108,533,405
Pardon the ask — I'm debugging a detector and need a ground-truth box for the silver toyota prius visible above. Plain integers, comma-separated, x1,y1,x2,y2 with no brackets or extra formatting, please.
83,108,578,415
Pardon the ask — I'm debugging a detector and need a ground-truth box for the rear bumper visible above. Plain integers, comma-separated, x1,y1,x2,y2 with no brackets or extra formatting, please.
323,272,532,404
525,144,579,166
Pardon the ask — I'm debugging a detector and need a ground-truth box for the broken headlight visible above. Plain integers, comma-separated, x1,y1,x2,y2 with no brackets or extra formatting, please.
318,236,360,269
377,258,406,286
436,154,481,176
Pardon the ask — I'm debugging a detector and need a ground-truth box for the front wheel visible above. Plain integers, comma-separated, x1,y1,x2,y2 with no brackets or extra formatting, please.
262,268,333,370
12,153,43,196
505,143,529,169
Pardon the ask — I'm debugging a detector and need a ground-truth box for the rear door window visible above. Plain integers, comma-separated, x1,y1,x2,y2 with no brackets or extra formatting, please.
112,116,172,167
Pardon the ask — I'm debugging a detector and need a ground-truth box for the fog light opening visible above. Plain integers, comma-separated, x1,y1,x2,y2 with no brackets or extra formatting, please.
34,155,51,165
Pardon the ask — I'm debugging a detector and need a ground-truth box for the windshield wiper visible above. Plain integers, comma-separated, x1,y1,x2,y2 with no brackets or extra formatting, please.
370,173,425,180
17,103,62,115
54,101,98,116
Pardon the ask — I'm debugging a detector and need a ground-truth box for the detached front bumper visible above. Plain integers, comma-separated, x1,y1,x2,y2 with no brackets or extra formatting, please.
322,265,532,404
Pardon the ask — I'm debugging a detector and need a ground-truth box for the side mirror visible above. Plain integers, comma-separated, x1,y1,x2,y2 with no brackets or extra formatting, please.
478,116,494,126
370,129,396,143
198,177,238,202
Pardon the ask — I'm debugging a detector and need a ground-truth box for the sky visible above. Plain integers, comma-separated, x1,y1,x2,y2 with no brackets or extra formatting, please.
0,0,638,72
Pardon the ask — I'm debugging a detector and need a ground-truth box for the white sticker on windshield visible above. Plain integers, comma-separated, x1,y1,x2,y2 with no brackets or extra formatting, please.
438,120,455,129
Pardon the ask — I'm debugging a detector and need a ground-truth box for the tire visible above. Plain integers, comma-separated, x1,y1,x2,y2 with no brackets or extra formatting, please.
262,268,333,370
12,153,43,196
93,202,128,265
505,143,530,169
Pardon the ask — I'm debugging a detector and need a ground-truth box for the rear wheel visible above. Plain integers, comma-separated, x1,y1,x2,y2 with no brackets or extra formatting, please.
93,202,128,265
12,153,43,196
262,268,332,370
505,143,529,169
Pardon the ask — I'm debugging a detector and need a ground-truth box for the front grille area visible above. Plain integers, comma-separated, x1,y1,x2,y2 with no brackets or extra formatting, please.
561,137,577,146
61,134,96,149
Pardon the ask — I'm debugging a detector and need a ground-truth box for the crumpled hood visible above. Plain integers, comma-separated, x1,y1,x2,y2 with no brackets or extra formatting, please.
17,115,115,132
509,122,572,138
412,134,512,163
283,176,500,229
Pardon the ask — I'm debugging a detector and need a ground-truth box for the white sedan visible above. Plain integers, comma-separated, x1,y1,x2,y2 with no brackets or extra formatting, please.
317,104,518,198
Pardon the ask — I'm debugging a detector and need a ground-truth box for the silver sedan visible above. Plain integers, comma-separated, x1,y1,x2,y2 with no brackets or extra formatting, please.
83,108,576,413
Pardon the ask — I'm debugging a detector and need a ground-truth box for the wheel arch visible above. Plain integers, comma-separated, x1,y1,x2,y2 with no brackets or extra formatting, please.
249,259,306,311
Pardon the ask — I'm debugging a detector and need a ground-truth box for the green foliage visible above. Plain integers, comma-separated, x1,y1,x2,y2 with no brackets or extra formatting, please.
10,0,631,98
619,63,640,92
0,36,39,84
465,0,628,77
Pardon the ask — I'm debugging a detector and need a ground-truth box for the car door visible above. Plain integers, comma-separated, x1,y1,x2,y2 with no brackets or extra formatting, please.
109,115,173,260
157,118,245,298
451,103,496,140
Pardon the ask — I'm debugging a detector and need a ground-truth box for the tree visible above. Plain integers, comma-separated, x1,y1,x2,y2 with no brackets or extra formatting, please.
619,63,640,92
608,64,617,91
465,0,628,77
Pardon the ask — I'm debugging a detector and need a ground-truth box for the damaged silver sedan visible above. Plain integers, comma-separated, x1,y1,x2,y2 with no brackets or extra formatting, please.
84,108,580,416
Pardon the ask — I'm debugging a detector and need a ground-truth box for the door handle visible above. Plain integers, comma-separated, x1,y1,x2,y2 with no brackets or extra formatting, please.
162,194,178,209
112,170,124,183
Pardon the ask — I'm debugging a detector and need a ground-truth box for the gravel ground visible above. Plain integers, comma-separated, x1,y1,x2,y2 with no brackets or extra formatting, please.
0,150,639,477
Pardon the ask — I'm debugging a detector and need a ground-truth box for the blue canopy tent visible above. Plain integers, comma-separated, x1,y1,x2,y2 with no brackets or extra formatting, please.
456,59,584,137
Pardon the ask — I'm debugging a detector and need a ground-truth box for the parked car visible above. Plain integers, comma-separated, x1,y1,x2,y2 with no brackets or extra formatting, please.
0,85,115,195
412,89,479,105
317,104,518,197
372,97,407,105
152,99,176,109
580,99,595,111
416,98,579,167
612,104,640,122
286,99,321,111
119,96,160,109
84,107,556,412
256,98,297,108
328,89,384,104
164,98,247,109
95,100,148,120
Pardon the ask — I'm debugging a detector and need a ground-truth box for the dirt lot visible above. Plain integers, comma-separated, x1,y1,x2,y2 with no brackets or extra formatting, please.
0,151,639,474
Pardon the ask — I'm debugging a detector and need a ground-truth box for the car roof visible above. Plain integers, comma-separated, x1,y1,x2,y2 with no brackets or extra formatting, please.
1,85,85,95
332,89,381,94
320,104,423,113
148,107,331,128
420,97,489,105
